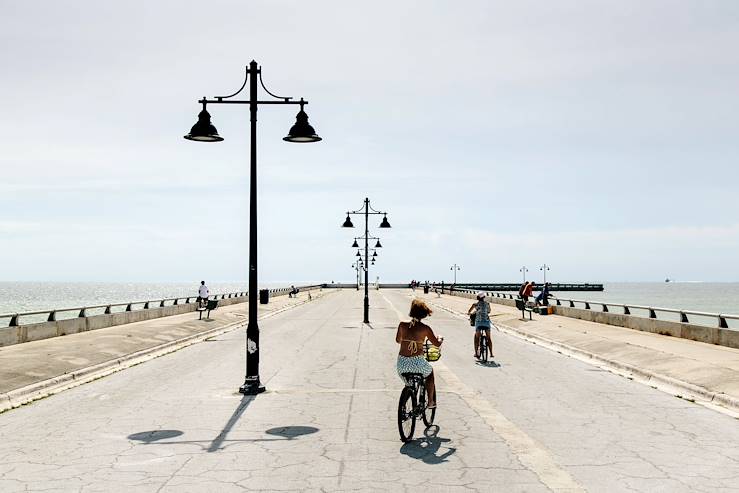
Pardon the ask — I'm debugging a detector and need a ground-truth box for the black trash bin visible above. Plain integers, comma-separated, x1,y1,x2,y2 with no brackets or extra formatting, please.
259,289,269,304
423,286,429,294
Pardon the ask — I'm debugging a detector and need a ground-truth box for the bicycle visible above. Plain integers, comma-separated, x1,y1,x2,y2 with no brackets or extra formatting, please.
477,329,489,363
397,342,438,442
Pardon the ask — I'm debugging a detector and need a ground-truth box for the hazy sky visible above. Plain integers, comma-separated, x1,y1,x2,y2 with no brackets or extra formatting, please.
1,1,738,284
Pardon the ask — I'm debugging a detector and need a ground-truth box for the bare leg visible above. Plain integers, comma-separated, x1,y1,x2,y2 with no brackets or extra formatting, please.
474,331,480,358
426,371,436,408
486,330,494,356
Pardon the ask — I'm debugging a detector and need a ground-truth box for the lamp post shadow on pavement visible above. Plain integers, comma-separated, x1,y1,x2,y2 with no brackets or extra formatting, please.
184,60,321,395
341,198,391,323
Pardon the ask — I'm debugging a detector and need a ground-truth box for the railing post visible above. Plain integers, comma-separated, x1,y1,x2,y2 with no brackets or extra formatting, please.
186,297,190,303
624,306,631,315
174,299,178,306
602,304,608,312
9,314,18,327
569,300,575,308
556,299,561,306
78,308,87,318
126,304,132,312
105,305,112,314
585,302,591,310
143,302,150,309
719,316,728,329
649,308,657,319
680,312,689,323
47,311,57,322
160,300,166,307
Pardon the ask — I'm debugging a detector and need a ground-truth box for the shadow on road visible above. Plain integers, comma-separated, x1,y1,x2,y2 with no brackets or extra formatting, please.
475,360,501,368
128,395,318,452
127,429,183,443
399,426,456,464
265,426,319,439
207,394,256,452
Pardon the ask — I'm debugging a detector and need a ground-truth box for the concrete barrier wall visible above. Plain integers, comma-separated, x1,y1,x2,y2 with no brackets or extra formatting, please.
552,305,739,350
0,286,322,347
443,289,739,350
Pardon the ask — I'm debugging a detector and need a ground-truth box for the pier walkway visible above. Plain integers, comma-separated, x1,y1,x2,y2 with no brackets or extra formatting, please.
1,289,738,492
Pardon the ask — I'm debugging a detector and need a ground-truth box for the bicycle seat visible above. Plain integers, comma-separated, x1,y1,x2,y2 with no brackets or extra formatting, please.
401,372,424,381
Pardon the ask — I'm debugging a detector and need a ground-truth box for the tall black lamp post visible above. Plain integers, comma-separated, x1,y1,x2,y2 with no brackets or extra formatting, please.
342,198,390,323
184,61,321,395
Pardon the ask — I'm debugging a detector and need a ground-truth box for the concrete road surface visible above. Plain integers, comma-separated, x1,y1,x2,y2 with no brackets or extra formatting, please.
0,289,737,492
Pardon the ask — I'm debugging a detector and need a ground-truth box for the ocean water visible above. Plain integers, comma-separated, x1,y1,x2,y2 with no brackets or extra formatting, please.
0,281,308,326
541,282,739,328
0,281,737,329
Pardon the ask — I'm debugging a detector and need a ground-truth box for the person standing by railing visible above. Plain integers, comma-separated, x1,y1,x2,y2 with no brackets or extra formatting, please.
197,281,209,308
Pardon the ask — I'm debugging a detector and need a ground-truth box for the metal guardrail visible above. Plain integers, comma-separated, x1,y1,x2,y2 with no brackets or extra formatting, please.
450,288,739,330
0,285,320,328
450,282,604,292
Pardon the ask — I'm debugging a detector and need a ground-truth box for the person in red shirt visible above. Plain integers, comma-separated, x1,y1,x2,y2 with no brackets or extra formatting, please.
521,281,536,302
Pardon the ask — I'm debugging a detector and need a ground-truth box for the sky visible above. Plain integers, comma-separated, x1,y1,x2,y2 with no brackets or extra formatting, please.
1,1,738,284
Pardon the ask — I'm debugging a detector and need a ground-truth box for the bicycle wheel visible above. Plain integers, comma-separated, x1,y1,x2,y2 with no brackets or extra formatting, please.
422,384,436,427
480,335,488,363
398,386,417,442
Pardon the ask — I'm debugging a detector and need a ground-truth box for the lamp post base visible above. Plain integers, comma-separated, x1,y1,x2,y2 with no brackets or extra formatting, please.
239,376,266,395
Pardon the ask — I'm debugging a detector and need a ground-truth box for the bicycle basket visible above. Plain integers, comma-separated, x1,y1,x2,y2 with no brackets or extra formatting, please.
424,343,441,362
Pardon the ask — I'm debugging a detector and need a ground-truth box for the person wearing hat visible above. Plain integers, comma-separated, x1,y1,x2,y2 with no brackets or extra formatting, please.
467,292,494,359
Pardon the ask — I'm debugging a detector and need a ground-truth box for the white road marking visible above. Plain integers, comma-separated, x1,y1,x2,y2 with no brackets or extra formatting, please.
379,290,585,493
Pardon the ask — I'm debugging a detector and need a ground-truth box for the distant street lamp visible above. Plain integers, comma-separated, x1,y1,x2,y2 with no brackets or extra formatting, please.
342,198,391,323
184,61,321,396
351,261,363,290
540,264,550,284
450,264,461,284
520,266,528,283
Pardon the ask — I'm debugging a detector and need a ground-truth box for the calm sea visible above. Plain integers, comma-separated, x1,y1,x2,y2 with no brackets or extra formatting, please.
0,281,737,328
0,281,310,326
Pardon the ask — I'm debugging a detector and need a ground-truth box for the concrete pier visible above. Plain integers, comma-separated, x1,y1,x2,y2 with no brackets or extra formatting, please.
0,289,738,492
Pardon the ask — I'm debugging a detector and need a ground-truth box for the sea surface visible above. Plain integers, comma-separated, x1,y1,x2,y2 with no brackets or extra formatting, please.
0,281,737,328
0,282,306,326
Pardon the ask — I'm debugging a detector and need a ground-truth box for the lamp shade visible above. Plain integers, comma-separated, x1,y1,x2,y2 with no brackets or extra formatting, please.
379,214,391,228
356,251,360,257
184,108,223,142
375,240,382,248
283,105,321,143
351,239,359,248
372,252,377,257
342,215,354,228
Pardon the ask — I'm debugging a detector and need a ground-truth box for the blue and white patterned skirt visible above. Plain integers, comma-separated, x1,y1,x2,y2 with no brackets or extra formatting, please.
396,355,432,384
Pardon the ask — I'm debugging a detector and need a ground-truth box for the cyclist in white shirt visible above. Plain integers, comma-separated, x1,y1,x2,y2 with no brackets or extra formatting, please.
197,281,209,307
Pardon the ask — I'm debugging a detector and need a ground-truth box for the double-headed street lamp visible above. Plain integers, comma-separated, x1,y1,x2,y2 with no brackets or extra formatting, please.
342,198,391,323
184,61,321,395
540,264,551,284
520,266,528,283
351,261,364,289
450,263,461,284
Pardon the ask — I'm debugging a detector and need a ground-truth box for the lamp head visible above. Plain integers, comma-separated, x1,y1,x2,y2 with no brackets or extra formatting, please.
375,240,382,248
184,102,223,142
342,214,354,228
379,214,391,228
351,239,359,248
355,251,360,257
283,99,322,143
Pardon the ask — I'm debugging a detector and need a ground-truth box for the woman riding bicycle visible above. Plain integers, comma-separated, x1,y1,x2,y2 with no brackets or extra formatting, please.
468,291,494,359
396,299,443,408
